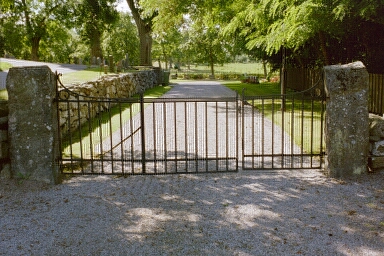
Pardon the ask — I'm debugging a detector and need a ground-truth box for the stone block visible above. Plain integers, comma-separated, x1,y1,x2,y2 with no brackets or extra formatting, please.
369,156,384,169
369,113,384,140
6,66,60,184
371,140,384,156
324,62,369,177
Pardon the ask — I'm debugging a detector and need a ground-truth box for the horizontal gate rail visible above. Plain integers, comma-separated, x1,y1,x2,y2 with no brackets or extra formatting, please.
241,80,326,170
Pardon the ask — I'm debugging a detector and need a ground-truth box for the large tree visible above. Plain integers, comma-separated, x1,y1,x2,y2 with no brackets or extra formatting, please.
142,0,235,74
3,0,69,61
126,0,157,66
224,0,384,71
103,12,140,65
74,0,119,60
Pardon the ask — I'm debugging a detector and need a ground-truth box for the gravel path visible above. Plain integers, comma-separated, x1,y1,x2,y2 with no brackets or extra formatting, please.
1,81,383,255
1,171,383,255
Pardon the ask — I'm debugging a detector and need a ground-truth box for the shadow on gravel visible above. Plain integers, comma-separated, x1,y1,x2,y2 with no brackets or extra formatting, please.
1,171,383,255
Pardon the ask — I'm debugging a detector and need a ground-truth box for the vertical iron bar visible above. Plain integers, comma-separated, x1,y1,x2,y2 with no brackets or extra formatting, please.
310,98,315,168
77,96,84,173
235,93,239,171
174,101,178,173
290,96,295,168
66,100,74,173
108,101,114,173
97,101,104,174
184,101,188,172
300,96,305,168
163,101,168,173
215,101,219,171
226,101,229,171
241,90,245,170
152,102,157,173
271,97,275,169
251,98,255,169
129,102,134,173
320,96,326,169
195,101,198,173
87,102,94,173
281,96,285,168
205,101,208,172
261,98,265,169
118,101,124,174
140,94,146,173
55,74,63,174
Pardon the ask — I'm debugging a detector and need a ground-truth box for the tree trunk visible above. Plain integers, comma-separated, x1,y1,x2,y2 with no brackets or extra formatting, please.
30,37,41,61
209,47,215,76
262,59,268,78
137,28,152,65
127,0,152,66
89,28,103,59
318,31,330,65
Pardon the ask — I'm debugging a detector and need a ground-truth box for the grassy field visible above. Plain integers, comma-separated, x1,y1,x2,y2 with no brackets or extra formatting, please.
177,62,267,74
60,67,104,85
222,81,325,154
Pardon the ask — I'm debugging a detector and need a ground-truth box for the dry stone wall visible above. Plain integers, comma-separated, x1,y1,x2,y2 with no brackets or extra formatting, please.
58,70,157,135
368,113,384,170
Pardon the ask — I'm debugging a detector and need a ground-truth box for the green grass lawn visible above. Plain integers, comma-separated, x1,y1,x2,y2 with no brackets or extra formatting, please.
222,81,325,154
60,67,142,85
0,62,12,71
222,81,283,95
180,62,266,74
60,67,103,85
169,62,276,81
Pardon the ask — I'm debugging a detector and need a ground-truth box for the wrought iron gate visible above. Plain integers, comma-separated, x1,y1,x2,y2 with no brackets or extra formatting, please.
57,78,325,175
241,82,326,170
57,81,239,175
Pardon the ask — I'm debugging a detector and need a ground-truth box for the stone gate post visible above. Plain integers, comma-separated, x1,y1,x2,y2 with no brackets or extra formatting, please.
6,66,59,184
324,61,369,178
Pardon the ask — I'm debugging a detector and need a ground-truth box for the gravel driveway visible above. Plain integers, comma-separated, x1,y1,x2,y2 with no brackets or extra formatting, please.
1,81,383,255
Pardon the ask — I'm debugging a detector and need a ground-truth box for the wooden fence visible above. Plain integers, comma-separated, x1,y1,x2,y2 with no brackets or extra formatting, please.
286,68,322,91
286,68,384,115
369,73,384,115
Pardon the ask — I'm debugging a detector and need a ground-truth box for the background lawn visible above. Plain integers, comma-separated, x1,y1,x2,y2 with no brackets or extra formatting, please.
0,61,12,71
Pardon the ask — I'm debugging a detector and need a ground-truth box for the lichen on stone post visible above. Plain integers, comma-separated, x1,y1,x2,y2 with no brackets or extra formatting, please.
324,61,369,178
6,66,60,184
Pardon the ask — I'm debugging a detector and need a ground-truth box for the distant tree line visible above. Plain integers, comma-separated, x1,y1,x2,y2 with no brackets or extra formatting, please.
0,0,139,65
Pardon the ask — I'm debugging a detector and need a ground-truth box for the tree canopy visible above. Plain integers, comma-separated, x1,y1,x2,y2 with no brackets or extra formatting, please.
1,0,383,73
141,0,384,72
